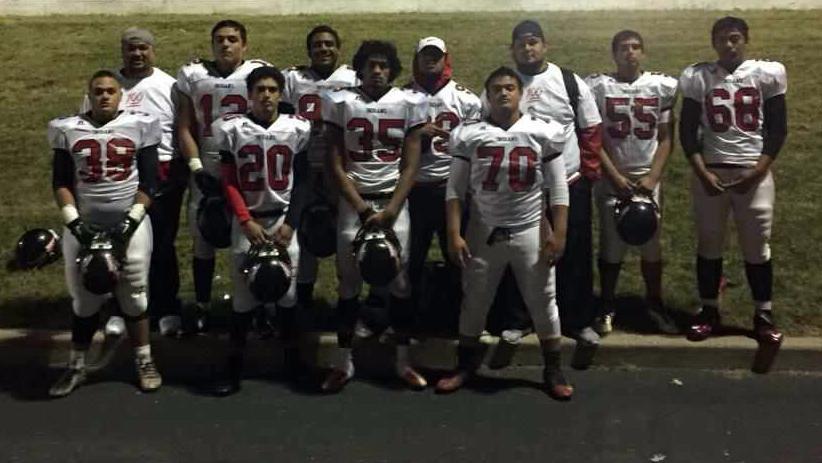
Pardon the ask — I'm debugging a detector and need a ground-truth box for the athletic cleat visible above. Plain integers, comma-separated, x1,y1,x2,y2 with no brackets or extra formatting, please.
397,366,427,390
571,327,600,370
49,367,87,398
647,305,679,335
158,315,182,337
543,367,574,401
686,306,720,342
213,354,243,397
751,312,784,374
104,316,126,337
135,357,162,392
321,368,353,394
434,371,469,394
500,327,532,345
593,312,614,336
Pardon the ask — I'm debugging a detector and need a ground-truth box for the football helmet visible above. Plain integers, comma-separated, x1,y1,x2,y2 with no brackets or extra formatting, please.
298,201,336,258
15,228,61,269
614,194,660,246
196,195,232,248
242,242,293,303
76,233,120,295
352,224,401,287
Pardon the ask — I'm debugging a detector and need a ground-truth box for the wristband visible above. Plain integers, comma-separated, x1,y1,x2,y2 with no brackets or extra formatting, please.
61,204,80,225
127,203,147,223
188,157,204,172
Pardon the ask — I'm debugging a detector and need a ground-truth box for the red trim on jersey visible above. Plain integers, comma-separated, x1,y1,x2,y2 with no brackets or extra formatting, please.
221,162,252,223
578,124,603,181
157,160,170,183
412,52,453,94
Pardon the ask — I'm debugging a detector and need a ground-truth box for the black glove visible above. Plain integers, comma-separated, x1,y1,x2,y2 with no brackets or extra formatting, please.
111,215,140,251
194,169,222,197
358,207,376,224
66,218,97,248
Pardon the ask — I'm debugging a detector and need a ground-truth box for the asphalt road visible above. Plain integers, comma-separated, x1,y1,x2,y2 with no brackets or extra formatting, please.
1,362,820,463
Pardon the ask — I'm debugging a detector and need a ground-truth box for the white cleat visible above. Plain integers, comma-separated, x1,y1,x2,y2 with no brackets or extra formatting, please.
159,315,182,337
593,313,614,336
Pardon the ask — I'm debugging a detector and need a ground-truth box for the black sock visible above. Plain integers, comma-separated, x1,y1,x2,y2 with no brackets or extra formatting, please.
336,298,360,348
745,260,773,303
193,257,215,304
72,312,100,346
389,296,414,344
229,311,253,351
696,256,723,302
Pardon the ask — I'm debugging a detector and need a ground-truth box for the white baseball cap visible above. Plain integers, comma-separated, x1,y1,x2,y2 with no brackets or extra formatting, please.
416,36,447,54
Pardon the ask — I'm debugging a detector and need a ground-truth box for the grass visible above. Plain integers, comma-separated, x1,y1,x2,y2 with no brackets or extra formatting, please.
0,11,820,334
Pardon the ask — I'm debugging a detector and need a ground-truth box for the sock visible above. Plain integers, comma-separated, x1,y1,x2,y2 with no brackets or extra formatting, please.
336,348,354,376
697,256,723,307
396,345,410,373
755,301,773,313
135,344,152,363
192,257,215,305
69,349,86,369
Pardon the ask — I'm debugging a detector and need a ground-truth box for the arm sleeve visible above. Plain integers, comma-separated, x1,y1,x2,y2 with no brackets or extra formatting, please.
575,76,603,129
679,97,702,157
284,152,310,229
51,149,75,190
542,152,569,207
578,124,603,181
220,153,252,223
136,144,159,197
762,94,787,158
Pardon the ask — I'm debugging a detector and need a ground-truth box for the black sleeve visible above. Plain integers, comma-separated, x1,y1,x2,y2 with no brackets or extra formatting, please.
137,144,159,197
679,97,702,157
52,148,75,190
762,94,787,158
284,152,310,230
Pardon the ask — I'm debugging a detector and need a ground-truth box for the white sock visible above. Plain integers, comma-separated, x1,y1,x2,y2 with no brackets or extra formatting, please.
755,301,773,313
337,348,354,376
135,344,152,363
69,349,86,369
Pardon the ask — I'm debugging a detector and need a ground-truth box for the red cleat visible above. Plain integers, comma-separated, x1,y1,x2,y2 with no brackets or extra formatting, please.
751,312,784,374
686,306,720,342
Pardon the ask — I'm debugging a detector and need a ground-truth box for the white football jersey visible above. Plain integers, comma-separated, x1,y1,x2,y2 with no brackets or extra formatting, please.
48,110,161,226
404,80,482,183
585,71,678,175
81,67,176,162
482,64,602,177
446,115,568,228
679,59,787,166
214,114,311,213
321,86,428,195
282,65,359,165
176,58,270,172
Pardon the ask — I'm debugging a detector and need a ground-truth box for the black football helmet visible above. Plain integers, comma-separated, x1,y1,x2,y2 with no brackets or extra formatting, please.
242,242,293,303
352,224,402,287
15,228,61,269
298,201,336,258
197,195,232,249
76,232,120,295
614,194,660,246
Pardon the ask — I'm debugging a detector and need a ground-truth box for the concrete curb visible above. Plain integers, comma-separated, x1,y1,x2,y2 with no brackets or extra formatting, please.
1,329,821,373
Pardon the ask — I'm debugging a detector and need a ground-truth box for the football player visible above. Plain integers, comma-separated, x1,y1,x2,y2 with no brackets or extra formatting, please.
437,67,573,400
585,30,678,335
679,17,787,373
503,20,606,366
212,66,311,395
281,25,359,309
403,37,481,319
49,70,162,397
176,19,270,333
81,28,183,338
320,40,443,393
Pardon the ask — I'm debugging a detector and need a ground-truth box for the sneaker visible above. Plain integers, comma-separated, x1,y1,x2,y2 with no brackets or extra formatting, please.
686,306,720,342
321,368,353,394
751,311,784,374
49,366,87,398
158,315,182,337
571,327,600,370
500,327,532,345
135,357,162,392
104,316,126,337
593,312,614,336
